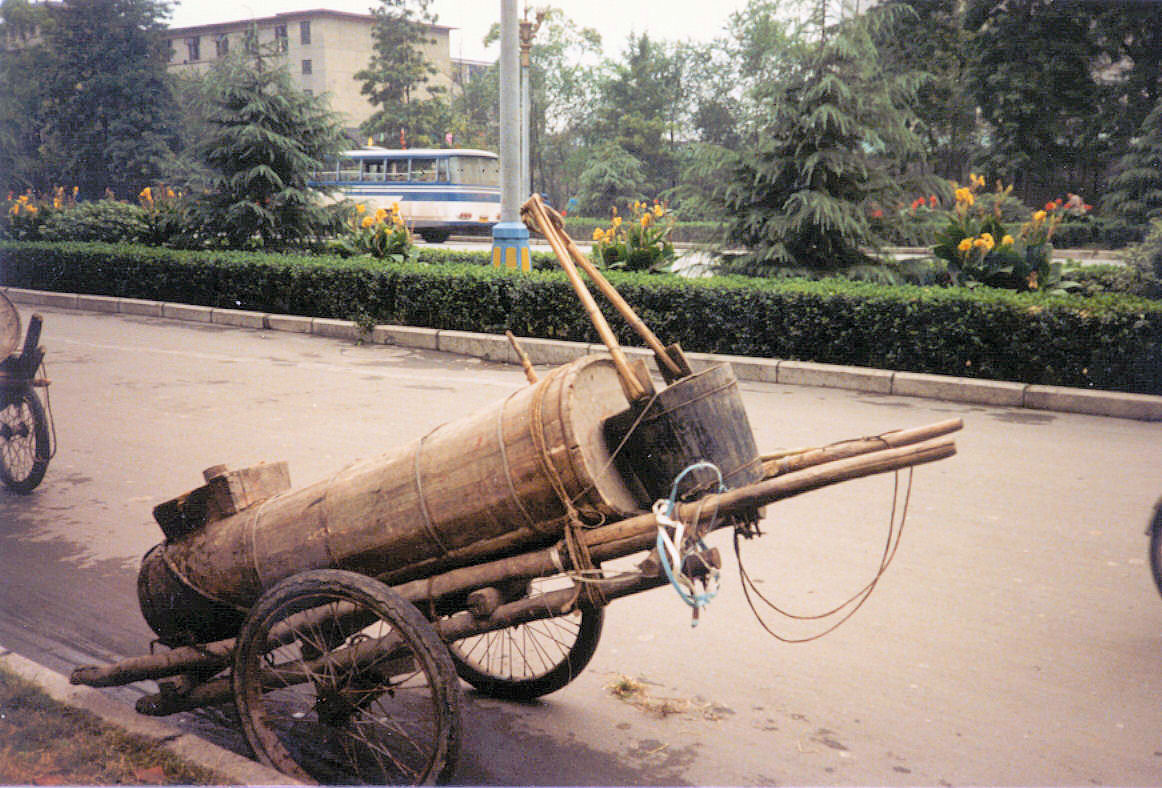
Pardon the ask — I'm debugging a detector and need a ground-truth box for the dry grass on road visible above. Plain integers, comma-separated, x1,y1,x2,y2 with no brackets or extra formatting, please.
0,665,223,785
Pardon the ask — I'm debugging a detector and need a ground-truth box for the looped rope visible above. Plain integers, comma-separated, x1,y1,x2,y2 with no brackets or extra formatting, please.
655,461,727,627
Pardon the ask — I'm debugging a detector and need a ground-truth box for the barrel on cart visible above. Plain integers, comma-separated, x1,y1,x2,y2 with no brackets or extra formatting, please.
68,196,963,785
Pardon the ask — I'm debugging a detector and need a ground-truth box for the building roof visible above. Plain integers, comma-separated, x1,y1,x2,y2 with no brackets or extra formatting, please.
166,8,453,36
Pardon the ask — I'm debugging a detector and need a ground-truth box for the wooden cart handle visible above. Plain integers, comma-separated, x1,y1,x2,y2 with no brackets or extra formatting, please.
527,198,687,381
520,195,648,402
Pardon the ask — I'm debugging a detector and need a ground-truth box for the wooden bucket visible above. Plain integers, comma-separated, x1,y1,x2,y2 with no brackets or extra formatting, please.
604,363,762,505
138,354,643,644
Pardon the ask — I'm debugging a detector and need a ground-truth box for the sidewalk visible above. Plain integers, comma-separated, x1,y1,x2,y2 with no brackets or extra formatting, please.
4,285,1159,422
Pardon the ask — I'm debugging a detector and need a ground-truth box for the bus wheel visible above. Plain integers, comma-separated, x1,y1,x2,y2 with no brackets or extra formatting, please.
419,230,450,244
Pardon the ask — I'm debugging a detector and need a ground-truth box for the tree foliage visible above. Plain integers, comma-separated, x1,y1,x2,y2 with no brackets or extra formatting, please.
356,0,449,147
717,3,927,271
1102,96,1162,227
1,0,177,198
189,44,346,250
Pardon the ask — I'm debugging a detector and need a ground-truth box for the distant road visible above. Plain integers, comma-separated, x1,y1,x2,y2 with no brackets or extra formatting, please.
2,307,1160,785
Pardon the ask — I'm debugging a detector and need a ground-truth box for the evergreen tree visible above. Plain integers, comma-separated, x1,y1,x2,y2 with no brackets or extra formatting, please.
190,45,346,249
1102,96,1162,227
37,0,177,199
356,0,449,148
717,5,926,271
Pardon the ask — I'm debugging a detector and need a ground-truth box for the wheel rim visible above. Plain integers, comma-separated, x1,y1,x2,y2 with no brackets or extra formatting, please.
454,613,586,683
0,394,38,485
235,585,453,784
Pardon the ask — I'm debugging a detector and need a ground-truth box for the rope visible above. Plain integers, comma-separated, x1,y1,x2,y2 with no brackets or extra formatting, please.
655,462,727,627
735,467,914,643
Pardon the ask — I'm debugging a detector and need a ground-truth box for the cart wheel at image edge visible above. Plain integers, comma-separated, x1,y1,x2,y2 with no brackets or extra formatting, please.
0,388,49,493
232,569,462,785
1149,500,1162,599
448,575,604,700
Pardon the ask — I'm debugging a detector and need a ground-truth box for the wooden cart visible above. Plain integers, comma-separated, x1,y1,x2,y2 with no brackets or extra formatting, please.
0,293,53,493
69,200,963,784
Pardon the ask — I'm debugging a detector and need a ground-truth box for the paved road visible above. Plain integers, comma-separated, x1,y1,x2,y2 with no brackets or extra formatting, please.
2,307,1161,785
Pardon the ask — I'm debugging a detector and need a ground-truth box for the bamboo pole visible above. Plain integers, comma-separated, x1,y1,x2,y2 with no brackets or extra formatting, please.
523,196,687,380
761,418,964,479
519,195,647,402
505,330,538,384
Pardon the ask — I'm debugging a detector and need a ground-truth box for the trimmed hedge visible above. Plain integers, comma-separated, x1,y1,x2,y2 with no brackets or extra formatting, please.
2,240,1160,395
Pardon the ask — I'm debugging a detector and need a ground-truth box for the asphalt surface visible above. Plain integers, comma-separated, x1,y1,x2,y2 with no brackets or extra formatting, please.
2,306,1162,785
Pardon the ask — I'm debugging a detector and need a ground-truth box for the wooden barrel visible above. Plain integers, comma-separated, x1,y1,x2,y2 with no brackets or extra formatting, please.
138,355,643,644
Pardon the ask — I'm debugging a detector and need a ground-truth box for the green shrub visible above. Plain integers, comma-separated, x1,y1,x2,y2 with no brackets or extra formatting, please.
2,240,1160,395
38,200,150,243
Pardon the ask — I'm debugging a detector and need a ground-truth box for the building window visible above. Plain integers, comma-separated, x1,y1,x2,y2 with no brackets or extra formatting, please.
244,28,257,54
185,36,200,62
215,35,229,58
301,59,312,75
300,21,311,45
274,24,288,52
163,39,174,61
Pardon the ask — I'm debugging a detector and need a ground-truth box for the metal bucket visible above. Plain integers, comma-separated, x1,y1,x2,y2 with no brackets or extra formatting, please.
604,363,762,505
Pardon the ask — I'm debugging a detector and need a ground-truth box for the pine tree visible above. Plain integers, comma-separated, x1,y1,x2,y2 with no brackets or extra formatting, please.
1102,95,1162,228
718,4,926,271
190,43,346,250
356,0,449,148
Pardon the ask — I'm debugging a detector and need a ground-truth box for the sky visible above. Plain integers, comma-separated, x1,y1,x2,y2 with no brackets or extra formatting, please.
167,1,756,62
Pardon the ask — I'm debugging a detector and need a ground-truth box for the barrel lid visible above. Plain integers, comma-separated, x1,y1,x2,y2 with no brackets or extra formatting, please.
0,292,19,359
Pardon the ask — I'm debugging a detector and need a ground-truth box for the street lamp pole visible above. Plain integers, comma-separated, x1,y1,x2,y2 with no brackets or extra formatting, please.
519,10,543,200
491,0,531,273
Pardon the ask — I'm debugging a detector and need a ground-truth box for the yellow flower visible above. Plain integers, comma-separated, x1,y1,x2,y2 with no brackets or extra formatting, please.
592,228,604,242
355,204,366,214
980,232,995,251
391,202,401,214
640,214,651,228
166,188,176,200
653,204,664,218
373,207,388,223
1032,210,1046,222
957,238,973,253
361,215,375,229
139,186,152,204
1001,234,1014,246
955,187,975,207
612,216,622,227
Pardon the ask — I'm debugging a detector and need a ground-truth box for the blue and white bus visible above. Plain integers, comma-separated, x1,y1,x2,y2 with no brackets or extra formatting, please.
311,147,501,243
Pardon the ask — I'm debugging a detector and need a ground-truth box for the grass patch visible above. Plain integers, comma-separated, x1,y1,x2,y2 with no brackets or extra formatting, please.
0,665,225,785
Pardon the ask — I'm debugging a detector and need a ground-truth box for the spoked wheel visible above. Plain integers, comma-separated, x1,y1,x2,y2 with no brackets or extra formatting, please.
232,570,461,785
1149,499,1162,599
449,574,604,700
0,388,50,493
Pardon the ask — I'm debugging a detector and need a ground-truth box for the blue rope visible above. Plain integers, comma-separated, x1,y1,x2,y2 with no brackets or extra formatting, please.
656,462,727,625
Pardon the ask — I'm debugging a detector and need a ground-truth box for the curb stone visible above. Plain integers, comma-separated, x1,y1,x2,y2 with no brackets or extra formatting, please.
3,286,1160,422
0,646,302,786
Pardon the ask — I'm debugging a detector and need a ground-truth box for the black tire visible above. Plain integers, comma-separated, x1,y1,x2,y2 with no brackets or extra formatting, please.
1149,500,1162,599
418,230,450,244
0,387,49,493
232,570,461,785
449,575,604,701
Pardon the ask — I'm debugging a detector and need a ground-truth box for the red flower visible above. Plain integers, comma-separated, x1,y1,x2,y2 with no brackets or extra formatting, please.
911,197,925,211
1045,201,1057,211
929,195,939,207
871,208,884,219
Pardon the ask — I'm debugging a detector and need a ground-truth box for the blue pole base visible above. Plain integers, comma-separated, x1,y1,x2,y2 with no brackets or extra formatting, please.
491,222,531,273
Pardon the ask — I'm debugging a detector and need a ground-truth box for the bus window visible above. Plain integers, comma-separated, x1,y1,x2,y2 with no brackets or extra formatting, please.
450,156,499,186
410,158,438,182
362,159,387,181
436,158,450,182
385,159,407,182
338,158,360,182
313,158,339,184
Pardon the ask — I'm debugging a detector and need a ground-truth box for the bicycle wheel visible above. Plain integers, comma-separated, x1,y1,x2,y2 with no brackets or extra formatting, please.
232,570,461,785
449,575,604,701
0,387,49,493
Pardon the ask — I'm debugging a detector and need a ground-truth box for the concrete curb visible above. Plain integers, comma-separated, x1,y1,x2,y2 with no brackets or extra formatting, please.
4,285,1160,422
0,646,301,785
